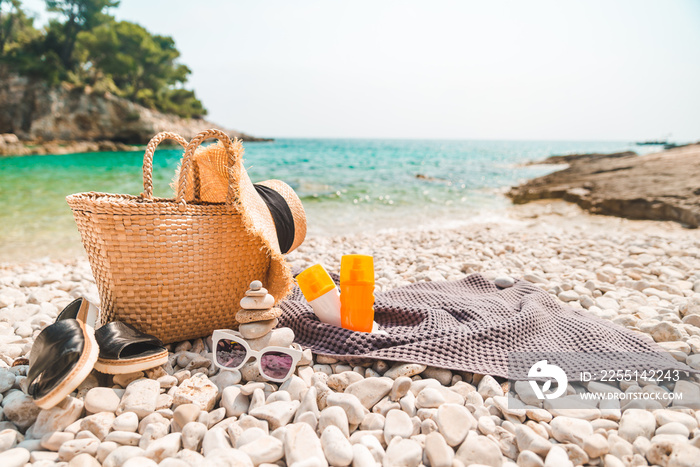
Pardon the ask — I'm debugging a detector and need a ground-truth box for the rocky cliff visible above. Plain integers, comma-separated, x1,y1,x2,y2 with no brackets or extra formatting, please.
508,144,700,228
0,73,266,153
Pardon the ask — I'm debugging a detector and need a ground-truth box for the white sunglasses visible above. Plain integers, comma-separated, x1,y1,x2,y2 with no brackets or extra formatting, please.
211,330,302,383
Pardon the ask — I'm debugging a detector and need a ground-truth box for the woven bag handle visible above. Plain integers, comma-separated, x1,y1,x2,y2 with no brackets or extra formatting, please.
176,129,238,205
142,132,189,200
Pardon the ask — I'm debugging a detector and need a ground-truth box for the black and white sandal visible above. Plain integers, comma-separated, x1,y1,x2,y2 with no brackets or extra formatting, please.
27,319,99,409
93,321,169,374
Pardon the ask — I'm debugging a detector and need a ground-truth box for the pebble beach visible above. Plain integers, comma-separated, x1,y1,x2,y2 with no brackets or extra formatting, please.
1,201,700,467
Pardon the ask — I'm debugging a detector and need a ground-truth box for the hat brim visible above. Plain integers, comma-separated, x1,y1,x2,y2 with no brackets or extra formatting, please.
254,179,307,254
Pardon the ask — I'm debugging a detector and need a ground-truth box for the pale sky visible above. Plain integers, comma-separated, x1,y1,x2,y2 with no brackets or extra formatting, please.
23,0,700,141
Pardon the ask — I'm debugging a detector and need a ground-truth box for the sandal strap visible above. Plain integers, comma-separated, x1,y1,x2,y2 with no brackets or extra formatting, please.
27,320,85,399
56,298,83,321
95,322,164,360
56,297,99,328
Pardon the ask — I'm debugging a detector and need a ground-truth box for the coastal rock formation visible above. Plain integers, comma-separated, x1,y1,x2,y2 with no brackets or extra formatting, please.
0,73,267,155
508,144,700,228
528,151,637,165
0,133,139,156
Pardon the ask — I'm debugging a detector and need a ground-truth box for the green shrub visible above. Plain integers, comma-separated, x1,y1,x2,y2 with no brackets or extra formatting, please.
1,0,207,118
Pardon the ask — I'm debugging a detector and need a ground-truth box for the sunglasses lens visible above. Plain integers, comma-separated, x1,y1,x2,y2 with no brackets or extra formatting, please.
216,339,247,368
260,351,294,380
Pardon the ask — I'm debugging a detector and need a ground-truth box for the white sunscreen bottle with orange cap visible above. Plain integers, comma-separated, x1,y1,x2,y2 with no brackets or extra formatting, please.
296,264,342,327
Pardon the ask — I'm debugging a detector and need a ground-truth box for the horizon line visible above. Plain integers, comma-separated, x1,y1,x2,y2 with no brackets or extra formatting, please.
243,135,696,144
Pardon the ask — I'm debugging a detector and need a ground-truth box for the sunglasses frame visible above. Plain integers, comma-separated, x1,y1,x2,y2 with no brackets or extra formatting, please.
211,329,302,383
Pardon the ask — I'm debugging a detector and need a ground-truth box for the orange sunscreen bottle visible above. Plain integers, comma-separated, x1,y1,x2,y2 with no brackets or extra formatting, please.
339,255,375,332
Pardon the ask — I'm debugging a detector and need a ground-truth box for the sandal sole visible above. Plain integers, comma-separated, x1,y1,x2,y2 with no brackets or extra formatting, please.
33,321,99,409
93,350,169,375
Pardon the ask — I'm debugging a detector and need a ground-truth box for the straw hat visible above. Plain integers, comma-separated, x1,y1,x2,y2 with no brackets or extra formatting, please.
180,139,307,254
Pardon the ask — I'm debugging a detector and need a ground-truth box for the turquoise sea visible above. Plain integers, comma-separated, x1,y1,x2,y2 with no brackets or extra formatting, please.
0,139,654,262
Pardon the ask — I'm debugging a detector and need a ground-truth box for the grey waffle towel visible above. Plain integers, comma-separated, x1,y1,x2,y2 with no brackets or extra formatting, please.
278,273,690,380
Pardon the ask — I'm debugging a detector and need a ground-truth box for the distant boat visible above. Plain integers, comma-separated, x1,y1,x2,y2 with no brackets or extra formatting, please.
635,140,667,146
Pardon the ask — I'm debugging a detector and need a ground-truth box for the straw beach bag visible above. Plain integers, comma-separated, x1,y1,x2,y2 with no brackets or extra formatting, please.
67,129,306,343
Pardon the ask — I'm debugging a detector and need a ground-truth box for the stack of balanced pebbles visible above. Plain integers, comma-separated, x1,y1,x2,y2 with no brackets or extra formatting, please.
236,280,300,382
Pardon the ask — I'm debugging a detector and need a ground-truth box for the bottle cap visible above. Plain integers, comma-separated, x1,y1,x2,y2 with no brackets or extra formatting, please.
340,255,374,284
296,264,337,302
